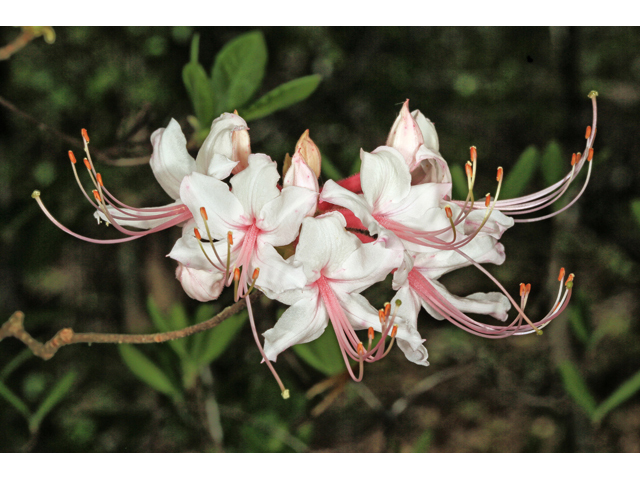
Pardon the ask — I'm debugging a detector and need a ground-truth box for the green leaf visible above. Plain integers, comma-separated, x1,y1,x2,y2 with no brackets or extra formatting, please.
29,370,77,433
449,163,468,200
631,199,640,227
592,368,640,423
500,145,540,199
0,349,33,382
541,140,565,186
194,311,248,366
557,360,597,417
242,75,322,121
0,380,31,419
292,326,345,377
211,30,267,112
118,344,182,399
183,37,216,128
146,297,188,359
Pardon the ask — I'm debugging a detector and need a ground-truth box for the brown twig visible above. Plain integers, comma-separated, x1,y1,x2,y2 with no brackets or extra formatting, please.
0,30,36,61
0,95,150,166
0,291,261,360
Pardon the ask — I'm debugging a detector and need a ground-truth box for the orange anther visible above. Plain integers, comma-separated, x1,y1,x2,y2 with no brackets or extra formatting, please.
68,150,77,164
227,231,233,246
470,146,477,163
83,158,91,170
445,205,453,218
485,194,491,207
588,148,594,162
520,283,525,296
558,267,565,281
252,268,260,280
571,153,578,166
525,283,531,294
368,327,374,340
585,125,592,139
199,207,208,220
565,273,575,286
496,166,503,182
378,309,385,324
81,128,90,143
234,268,241,282
384,302,390,317
96,173,104,187
194,228,202,240
391,325,398,338
465,162,473,178
92,189,101,202
357,342,365,356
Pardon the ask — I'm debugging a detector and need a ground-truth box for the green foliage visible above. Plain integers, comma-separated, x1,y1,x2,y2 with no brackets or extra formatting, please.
631,199,640,227
211,31,268,113
500,145,540,199
541,140,565,186
292,325,346,377
241,75,322,121
119,298,247,399
449,163,468,200
592,369,640,424
557,360,597,417
118,344,182,400
182,30,321,144
28,370,77,433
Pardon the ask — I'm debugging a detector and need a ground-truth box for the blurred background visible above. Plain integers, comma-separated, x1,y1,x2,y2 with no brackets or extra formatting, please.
1,26,639,452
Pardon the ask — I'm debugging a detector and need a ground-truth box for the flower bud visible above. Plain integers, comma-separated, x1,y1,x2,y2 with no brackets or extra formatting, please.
294,129,321,178
386,99,424,170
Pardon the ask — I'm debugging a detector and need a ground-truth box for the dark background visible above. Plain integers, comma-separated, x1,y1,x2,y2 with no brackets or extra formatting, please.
1,26,639,452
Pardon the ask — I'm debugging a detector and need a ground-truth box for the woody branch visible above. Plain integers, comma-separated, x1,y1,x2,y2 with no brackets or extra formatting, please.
0,291,261,360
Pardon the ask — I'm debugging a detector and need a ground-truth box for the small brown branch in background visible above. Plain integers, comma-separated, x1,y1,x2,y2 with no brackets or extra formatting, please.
0,292,261,360
0,95,150,166
0,29,36,61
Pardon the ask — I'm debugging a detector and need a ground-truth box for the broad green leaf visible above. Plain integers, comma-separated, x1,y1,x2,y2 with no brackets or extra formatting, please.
169,303,190,331
0,380,31,419
146,297,188,359
183,61,215,128
242,75,322,121
118,344,182,399
500,145,540,199
189,304,217,358
29,370,77,433
449,163,468,200
568,306,590,344
557,360,597,417
211,30,267,112
412,429,433,453
631,199,640,227
592,368,640,423
541,140,565,186
195,311,248,366
292,326,345,377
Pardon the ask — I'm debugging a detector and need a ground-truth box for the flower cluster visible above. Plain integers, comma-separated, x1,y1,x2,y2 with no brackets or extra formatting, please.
33,92,598,398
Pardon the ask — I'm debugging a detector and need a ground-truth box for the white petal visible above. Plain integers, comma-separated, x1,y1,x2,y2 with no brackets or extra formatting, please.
258,186,318,246
319,180,379,234
425,278,511,322
361,147,411,211
196,113,249,176
180,172,247,238
175,263,225,302
252,243,308,294
326,234,402,294
169,230,227,272
385,100,424,168
149,119,196,200
463,208,514,239
229,154,280,218
412,110,439,153
293,212,359,282
283,150,320,194
262,292,327,362
206,153,238,180
412,149,452,185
